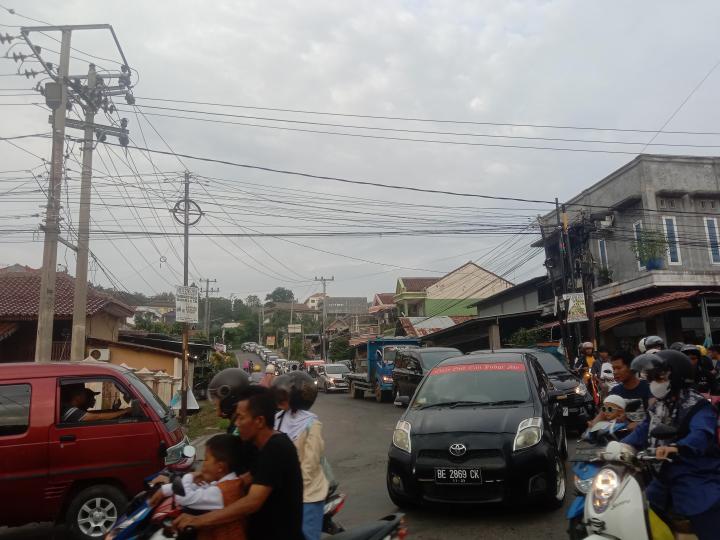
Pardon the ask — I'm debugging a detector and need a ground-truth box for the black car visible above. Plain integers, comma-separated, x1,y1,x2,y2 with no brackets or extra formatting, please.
387,352,567,508
392,347,462,402
473,348,594,431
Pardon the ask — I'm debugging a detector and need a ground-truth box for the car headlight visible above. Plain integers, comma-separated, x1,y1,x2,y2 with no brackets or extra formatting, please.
574,474,593,494
327,379,335,386
381,375,393,384
513,417,543,452
574,384,587,396
591,468,620,513
392,420,412,453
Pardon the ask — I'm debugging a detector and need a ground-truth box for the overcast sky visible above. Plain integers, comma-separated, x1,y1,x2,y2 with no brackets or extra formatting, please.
2,1,720,303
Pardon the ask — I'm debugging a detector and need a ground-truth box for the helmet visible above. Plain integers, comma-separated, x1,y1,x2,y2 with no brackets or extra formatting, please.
644,336,665,351
681,344,701,358
581,342,593,350
669,342,685,351
271,371,318,411
631,349,693,395
265,364,275,374
208,368,251,417
638,338,646,353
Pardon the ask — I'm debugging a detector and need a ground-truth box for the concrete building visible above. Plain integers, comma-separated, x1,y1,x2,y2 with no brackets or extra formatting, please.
322,297,369,316
536,154,720,350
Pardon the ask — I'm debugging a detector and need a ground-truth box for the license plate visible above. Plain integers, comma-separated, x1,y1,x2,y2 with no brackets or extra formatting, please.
434,468,482,484
562,407,569,416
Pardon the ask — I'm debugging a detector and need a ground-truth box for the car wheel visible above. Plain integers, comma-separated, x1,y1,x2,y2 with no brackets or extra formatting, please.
543,454,567,510
66,484,126,540
557,424,568,460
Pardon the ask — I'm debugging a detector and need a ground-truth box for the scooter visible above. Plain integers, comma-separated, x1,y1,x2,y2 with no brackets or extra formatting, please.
581,428,698,540
322,513,407,540
323,483,347,534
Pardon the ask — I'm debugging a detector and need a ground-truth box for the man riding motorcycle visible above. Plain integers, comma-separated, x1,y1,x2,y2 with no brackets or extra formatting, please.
620,350,720,540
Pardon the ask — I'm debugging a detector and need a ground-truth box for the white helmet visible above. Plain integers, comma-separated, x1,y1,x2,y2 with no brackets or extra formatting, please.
638,338,646,353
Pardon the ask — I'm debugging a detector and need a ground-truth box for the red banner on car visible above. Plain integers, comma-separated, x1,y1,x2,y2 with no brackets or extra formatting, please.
431,363,526,375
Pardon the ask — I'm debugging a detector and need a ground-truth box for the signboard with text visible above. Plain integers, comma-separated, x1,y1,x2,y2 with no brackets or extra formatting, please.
266,336,276,347
175,285,199,323
288,324,302,334
563,292,588,324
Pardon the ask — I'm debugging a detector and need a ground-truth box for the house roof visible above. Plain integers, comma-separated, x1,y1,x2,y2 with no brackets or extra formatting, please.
375,293,395,305
0,266,134,321
469,276,547,309
398,316,475,337
399,277,441,292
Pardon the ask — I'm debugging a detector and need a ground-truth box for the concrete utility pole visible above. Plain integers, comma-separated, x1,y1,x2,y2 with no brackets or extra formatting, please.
70,64,97,362
314,276,334,360
201,278,218,337
34,30,71,363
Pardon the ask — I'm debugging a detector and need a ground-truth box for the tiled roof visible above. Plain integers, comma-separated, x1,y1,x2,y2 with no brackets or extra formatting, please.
375,293,395,305
595,290,698,319
399,277,441,292
399,316,475,337
0,269,134,320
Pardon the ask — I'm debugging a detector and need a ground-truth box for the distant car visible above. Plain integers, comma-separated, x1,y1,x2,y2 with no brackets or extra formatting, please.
387,351,567,508
472,348,594,430
318,364,351,393
392,347,462,402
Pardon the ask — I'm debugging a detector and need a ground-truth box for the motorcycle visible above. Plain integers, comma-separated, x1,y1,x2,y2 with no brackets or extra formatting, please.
322,513,407,540
581,426,698,540
323,483,347,534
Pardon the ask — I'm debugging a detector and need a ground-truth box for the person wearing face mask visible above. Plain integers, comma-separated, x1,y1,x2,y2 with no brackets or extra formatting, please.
621,350,720,540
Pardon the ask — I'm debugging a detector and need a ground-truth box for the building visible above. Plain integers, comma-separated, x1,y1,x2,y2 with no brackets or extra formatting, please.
305,293,327,310
368,292,397,333
0,265,134,362
536,154,720,350
396,315,475,338
394,262,513,317
322,297,369,316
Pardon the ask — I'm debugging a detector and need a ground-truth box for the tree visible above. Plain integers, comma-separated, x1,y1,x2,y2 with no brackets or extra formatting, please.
266,287,294,303
329,336,351,361
245,295,261,308
289,336,305,359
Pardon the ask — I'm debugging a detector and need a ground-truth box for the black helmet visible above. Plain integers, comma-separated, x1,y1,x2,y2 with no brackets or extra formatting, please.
631,349,693,394
272,371,318,412
644,335,665,351
669,342,685,351
681,344,701,358
208,368,250,417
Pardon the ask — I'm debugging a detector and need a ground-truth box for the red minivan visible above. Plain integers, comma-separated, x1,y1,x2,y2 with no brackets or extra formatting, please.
0,362,190,539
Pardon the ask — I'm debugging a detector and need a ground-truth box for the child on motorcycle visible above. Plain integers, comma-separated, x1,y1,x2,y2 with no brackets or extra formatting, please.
621,350,720,540
150,434,247,540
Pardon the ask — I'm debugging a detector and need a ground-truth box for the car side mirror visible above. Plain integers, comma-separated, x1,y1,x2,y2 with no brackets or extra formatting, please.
394,395,410,408
650,424,678,440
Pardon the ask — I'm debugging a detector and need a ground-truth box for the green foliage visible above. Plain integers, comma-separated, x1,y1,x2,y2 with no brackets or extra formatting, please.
265,287,295,303
506,327,549,348
133,313,181,336
289,336,305,359
329,336,352,361
631,228,668,264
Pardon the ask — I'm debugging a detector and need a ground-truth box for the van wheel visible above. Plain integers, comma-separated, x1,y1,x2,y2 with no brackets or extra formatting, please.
351,382,363,399
66,484,126,540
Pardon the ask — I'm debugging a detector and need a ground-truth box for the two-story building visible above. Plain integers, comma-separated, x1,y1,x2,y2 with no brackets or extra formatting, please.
537,154,720,351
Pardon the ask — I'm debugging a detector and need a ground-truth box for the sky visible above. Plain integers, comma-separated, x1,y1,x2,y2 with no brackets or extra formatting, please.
2,0,720,303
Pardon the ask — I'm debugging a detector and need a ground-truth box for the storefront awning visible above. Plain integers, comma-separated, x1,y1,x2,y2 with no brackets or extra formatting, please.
596,290,699,332
0,322,18,342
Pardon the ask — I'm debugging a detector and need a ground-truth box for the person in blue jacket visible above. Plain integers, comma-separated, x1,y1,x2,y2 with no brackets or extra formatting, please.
622,349,720,540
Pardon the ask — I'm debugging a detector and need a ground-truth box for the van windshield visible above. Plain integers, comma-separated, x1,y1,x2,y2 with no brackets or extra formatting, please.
125,370,170,419
412,362,530,409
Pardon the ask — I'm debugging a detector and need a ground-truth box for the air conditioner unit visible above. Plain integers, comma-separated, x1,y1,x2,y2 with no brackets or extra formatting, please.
88,348,110,361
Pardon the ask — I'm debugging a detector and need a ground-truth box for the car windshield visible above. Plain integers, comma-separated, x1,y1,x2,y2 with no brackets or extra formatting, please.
533,351,569,375
411,362,530,409
419,350,462,370
325,365,350,375
124,370,170,419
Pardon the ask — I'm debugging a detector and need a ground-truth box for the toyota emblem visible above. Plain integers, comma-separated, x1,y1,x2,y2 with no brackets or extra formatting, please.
449,443,467,457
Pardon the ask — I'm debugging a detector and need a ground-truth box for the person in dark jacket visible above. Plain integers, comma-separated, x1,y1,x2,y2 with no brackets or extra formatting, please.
623,350,720,540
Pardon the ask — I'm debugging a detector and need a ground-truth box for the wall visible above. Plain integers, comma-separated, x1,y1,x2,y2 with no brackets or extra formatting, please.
106,345,177,375
423,298,476,316
474,289,539,318
87,311,122,342
426,263,512,304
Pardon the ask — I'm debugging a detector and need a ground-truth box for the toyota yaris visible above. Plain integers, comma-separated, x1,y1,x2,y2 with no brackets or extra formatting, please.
386,352,567,508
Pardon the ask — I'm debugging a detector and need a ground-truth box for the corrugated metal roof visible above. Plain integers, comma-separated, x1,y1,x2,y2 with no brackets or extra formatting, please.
399,316,475,337
596,290,699,319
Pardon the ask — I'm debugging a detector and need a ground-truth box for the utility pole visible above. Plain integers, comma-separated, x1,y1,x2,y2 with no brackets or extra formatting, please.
34,30,71,362
70,64,97,362
554,199,574,362
562,204,582,355
288,295,294,362
314,276,334,360
201,278,218,337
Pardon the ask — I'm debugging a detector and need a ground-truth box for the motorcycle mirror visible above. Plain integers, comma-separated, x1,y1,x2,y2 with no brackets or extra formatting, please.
650,424,678,440
182,445,196,459
171,476,186,497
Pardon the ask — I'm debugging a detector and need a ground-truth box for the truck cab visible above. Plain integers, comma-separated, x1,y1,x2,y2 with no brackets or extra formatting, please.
347,338,420,402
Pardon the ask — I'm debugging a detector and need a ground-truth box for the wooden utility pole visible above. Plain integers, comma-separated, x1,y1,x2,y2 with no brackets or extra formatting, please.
35,30,71,362
70,63,97,361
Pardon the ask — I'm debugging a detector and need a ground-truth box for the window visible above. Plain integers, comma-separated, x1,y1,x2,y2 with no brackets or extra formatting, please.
633,220,645,269
597,239,608,269
58,378,140,425
0,384,31,436
705,217,720,264
663,216,681,265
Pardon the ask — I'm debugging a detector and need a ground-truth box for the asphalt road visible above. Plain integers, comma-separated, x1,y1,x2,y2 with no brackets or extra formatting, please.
315,390,572,540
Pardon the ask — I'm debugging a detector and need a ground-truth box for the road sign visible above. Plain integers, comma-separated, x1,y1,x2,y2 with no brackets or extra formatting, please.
176,285,199,323
563,292,588,323
288,324,302,334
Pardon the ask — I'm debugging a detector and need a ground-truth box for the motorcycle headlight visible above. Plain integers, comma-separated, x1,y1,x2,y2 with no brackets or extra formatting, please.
591,468,620,513
574,474,593,494
381,375,393,384
392,420,412,453
513,417,543,452
574,384,587,396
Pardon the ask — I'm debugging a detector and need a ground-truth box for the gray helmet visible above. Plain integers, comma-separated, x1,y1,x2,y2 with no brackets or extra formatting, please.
681,344,701,358
272,371,318,412
208,368,250,417
669,342,685,351
643,336,665,351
